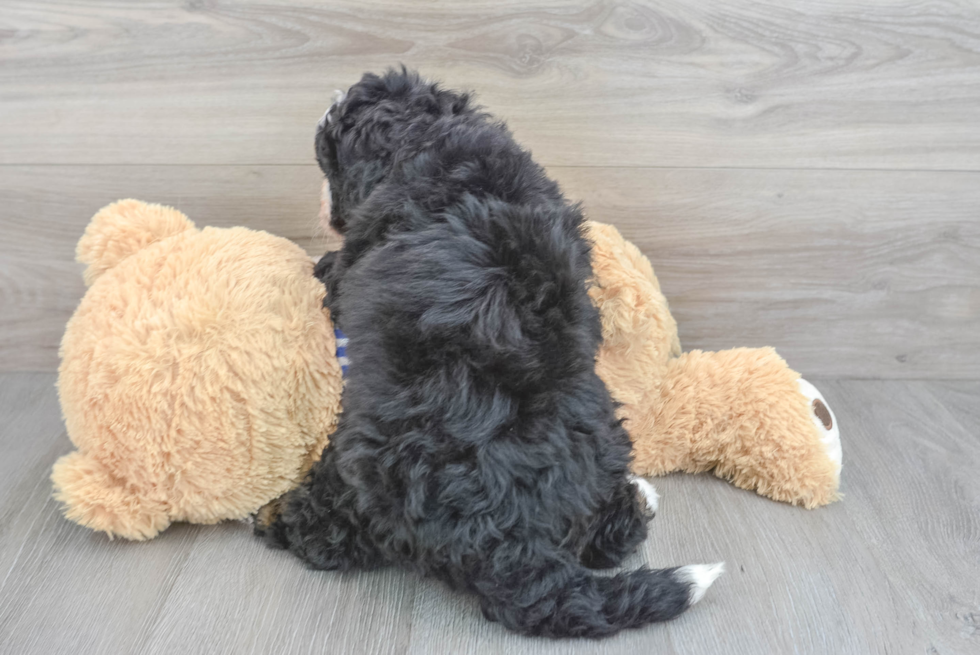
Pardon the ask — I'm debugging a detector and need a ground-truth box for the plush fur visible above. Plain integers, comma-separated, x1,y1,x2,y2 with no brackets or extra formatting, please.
257,69,720,638
53,200,341,540
588,222,842,508
51,200,836,545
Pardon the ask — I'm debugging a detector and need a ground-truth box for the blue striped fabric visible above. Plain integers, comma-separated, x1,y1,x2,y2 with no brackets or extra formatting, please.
335,328,349,377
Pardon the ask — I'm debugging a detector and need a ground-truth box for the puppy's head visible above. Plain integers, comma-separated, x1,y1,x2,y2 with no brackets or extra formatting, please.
314,67,475,235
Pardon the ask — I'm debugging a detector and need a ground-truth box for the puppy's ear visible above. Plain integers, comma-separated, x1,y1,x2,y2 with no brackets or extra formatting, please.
77,200,196,286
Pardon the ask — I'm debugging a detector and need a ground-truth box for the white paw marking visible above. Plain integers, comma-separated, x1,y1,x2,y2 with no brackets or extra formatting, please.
630,475,659,515
797,378,842,475
677,562,725,605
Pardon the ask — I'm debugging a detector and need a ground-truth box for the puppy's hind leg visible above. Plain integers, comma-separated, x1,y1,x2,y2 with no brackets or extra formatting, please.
255,447,385,571
579,477,653,569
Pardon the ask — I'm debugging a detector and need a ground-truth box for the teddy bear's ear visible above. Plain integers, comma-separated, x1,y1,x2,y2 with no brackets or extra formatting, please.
51,451,172,541
76,199,196,286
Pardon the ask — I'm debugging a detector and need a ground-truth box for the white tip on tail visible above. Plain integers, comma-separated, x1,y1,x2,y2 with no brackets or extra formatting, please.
630,475,660,515
677,562,725,605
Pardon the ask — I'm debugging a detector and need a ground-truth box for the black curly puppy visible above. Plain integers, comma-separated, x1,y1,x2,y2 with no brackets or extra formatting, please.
258,68,722,638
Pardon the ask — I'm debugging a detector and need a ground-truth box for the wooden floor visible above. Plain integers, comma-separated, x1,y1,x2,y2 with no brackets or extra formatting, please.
1,374,978,654
2,1,979,653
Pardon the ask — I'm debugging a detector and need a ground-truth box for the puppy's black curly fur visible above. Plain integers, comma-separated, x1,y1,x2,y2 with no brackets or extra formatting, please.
258,68,716,638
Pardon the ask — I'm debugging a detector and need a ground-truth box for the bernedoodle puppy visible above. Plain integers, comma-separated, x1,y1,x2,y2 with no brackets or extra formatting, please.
256,67,722,638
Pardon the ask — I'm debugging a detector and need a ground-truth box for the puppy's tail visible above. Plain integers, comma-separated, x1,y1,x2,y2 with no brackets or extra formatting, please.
477,558,724,638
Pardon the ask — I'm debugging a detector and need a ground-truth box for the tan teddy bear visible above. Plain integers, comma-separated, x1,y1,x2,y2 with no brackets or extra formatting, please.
52,200,840,541
53,200,342,540
589,222,841,508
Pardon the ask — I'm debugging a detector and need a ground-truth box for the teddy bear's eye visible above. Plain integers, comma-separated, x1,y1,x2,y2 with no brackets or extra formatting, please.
812,398,833,431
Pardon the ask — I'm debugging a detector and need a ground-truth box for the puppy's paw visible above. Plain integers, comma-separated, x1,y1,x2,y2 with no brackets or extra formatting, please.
252,497,289,548
630,475,659,517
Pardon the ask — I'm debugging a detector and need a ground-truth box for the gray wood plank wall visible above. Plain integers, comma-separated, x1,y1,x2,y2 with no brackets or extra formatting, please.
2,0,978,377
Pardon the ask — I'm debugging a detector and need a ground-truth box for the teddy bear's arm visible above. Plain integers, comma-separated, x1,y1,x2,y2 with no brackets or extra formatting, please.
632,347,842,508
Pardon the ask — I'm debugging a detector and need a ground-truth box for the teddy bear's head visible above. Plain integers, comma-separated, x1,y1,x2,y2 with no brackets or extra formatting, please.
52,200,342,540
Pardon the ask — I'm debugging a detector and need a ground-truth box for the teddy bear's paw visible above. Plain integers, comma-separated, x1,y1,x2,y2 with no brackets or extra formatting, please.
797,378,842,475
630,475,660,517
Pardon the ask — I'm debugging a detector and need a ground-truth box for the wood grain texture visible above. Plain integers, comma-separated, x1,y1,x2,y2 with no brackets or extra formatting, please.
823,379,980,654
3,165,976,377
136,527,417,655
0,164,329,372
0,373,201,655
3,0,979,375
2,0,980,168
924,380,980,435
2,375,978,654
552,166,980,380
